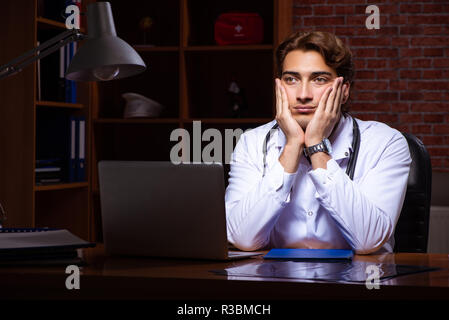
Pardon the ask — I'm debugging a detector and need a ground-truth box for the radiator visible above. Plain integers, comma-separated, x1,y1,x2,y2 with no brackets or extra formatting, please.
428,206,449,253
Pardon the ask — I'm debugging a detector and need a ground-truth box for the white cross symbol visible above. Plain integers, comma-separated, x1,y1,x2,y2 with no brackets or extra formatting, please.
235,24,243,33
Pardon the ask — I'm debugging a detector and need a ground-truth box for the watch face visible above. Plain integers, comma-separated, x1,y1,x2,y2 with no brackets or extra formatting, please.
324,139,332,153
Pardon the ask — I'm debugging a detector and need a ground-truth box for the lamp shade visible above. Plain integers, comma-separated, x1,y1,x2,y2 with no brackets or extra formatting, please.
66,2,146,81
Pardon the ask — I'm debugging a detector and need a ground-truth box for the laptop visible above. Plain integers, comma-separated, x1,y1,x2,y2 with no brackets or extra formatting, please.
98,161,261,260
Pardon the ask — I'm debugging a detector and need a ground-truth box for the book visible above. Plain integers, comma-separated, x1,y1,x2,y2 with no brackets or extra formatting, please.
263,249,354,261
77,116,86,181
0,228,95,265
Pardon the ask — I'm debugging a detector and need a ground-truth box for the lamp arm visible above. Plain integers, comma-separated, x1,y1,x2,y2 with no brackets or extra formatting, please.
0,28,86,80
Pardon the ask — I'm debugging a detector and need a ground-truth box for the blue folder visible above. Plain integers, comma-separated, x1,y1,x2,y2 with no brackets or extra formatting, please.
263,249,354,261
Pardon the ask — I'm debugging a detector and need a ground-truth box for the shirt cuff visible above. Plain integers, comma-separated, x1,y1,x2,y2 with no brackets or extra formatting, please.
264,159,298,202
308,158,340,198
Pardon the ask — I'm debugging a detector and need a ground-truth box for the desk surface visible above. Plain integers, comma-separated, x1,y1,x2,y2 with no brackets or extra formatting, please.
1,245,449,300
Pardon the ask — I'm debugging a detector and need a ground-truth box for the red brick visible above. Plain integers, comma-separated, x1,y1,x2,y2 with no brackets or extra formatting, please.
434,125,449,134
422,70,444,79
377,114,399,124
400,48,422,57
412,125,432,134
399,4,422,13
390,80,407,90
412,59,432,68
376,92,398,101
400,92,423,101
353,92,376,101
394,124,410,133
423,26,449,35
303,17,345,26
391,37,409,47
377,70,398,79
399,26,423,36
335,5,355,15
389,15,407,25
294,0,322,4
400,114,422,123
354,70,376,79
351,103,390,112
327,0,360,3
427,147,449,157
366,59,387,68
354,81,388,90
408,15,449,25
350,37,391,46
389,59,410,69
335,26,361,36
352,48,377,58
408,81,449,91
434,59,449,68
353,59,365,69
422,91,446,101
293,6,313,16
391,103,409,113
411,37,449,46
423,48,444,57
377,48,398,58
422,136,445,145
423,4,449,13
400,70,421,79
410,102,449,112
313,6,334,15
423,114,445,123
377,26,400,36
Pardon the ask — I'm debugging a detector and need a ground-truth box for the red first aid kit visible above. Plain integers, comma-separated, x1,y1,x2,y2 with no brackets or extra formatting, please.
214,12,264,45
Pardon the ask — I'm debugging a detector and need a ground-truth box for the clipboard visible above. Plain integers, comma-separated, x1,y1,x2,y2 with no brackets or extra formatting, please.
263,248,354,261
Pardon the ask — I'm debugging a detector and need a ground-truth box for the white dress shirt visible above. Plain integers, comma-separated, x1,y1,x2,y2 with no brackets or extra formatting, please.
225,115,411,254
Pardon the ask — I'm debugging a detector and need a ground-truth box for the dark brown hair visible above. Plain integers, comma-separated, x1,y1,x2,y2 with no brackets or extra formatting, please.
275,31,354,111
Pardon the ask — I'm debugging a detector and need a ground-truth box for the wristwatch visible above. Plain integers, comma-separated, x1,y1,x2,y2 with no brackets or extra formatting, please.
304,138,332,157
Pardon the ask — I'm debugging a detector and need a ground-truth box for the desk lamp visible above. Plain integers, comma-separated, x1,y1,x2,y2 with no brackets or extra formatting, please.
0,2,146,81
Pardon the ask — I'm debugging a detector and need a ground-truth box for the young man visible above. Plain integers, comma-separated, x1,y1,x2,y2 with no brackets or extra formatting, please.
225,31,411,254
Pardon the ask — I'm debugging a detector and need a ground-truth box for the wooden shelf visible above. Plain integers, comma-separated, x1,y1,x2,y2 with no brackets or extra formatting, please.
183,45,273,52
34,182,89,192
184,118,273,124
36,101,84,109
133,45,179,52
94,118,180,124
36,16,86,33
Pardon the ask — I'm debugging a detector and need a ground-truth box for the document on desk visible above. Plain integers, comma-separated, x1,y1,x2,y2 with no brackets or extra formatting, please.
0,228,95,265
211,260,438,283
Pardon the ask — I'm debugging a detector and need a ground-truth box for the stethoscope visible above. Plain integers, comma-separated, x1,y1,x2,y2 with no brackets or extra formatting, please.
262,116,360,180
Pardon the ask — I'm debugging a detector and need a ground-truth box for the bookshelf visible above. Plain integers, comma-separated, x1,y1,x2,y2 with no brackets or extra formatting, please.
90,0,292,241
0,0,93,239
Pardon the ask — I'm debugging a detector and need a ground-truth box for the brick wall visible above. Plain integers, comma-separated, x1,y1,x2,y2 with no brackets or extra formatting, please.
292,0,449,171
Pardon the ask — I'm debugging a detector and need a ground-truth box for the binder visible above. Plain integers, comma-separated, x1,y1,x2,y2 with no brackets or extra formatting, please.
77,116,86,181
0,228,95,265
263,249,354,261
68,116,78,182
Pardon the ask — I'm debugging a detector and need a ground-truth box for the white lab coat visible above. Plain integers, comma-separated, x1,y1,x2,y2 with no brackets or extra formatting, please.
225,115,411,254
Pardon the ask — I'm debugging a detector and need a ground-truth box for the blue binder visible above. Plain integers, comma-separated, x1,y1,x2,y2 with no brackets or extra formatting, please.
68,116,78,182
76,116,86,181
263,249,354,261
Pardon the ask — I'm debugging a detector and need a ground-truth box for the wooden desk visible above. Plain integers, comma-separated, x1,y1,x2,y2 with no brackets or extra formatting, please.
0,245,448,301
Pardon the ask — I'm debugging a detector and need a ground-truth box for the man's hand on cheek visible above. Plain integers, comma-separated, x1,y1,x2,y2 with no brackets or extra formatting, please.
305,77,345,147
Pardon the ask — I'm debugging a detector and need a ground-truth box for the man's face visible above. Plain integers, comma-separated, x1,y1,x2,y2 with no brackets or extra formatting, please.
281,49,349,130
